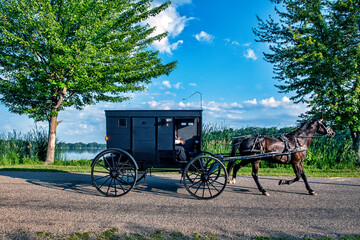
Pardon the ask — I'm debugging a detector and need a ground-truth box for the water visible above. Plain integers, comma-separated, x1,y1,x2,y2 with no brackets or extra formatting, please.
59,148,106,161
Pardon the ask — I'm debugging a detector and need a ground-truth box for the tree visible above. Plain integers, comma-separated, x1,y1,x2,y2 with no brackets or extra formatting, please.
253,0,360,163
0,0,177,164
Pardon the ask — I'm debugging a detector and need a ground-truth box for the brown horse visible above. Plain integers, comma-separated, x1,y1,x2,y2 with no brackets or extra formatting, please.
226,118,335,196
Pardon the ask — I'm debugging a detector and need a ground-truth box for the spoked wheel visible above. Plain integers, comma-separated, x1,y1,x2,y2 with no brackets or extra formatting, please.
91,149,138,197
185,151,216,183
183,155,228,200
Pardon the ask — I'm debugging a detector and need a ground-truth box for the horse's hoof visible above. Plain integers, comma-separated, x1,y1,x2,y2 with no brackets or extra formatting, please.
262,191,270,196
309,191,317,196
228,179,236,184
278,180,283,185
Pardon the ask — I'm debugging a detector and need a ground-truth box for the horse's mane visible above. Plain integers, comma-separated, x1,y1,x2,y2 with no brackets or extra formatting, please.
286,119,317,137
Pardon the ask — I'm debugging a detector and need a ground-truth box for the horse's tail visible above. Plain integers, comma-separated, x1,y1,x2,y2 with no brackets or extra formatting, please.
231,137,245,157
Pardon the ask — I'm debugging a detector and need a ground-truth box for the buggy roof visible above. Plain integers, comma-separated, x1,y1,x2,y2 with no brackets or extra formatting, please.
105,110,202,118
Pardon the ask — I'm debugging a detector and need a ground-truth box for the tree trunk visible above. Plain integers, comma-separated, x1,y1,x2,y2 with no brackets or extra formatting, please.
351,130,360,165
45,115,58,165
45,87,66,165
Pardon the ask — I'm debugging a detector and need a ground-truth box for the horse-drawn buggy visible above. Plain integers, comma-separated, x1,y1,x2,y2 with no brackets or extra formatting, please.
91,110,334,199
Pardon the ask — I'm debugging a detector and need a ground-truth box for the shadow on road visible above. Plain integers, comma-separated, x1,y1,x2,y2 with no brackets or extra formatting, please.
0,170,99,196
132,174,197,199
0,171,196,199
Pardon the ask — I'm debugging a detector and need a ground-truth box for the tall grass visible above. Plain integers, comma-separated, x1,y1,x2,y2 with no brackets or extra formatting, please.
0,127,62,165
305,136,357,169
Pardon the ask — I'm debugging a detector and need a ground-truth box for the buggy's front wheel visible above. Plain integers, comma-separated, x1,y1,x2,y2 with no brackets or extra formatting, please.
91,149,138,197
183,155,227,200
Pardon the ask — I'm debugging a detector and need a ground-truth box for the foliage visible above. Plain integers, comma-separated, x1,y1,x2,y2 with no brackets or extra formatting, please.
0,0,177,163
0,128,59,165
29,127,49,162
253,0,360,160
0,0,176,120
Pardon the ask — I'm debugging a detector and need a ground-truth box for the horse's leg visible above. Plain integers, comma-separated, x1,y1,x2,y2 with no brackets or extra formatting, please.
251,160,269,196
278,162,316,195
226,161,235,183
299,165,316,195
228,160,251,184
278,162,301,186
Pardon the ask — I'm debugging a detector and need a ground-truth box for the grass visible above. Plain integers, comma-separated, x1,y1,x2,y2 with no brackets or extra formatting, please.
1,163,359,177
0,228,359,240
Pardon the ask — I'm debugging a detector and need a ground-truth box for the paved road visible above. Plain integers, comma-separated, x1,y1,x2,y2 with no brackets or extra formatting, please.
0,171,359,239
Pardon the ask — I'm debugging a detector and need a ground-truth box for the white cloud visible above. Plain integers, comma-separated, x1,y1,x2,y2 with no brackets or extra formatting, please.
260,97,281,108
146,100,173,110
194,31,214,43
179,101,193,108
282,96,291,104
161,80,181,89
244,48,257,60
243,96,304,111
203,101,243,112
189,83,197,87
226,114,244,120
153,39,183,54
146,4,192,54
162,80,171,88
172,0,192,5
224,38,252,47
165,91,176,97
244,98,257,105
173,82,181,89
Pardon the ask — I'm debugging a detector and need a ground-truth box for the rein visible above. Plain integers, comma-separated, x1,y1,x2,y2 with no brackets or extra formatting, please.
231,119,333,140
296,135,328,138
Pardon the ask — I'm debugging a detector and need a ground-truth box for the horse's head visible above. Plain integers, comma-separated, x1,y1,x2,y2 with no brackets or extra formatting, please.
316,118,335,137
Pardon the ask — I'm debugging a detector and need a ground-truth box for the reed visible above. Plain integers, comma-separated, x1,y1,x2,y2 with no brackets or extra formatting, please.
0,127,61,165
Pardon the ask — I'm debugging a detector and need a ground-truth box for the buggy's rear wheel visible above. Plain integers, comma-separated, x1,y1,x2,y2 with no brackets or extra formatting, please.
91,149,138,197
183,155,227,200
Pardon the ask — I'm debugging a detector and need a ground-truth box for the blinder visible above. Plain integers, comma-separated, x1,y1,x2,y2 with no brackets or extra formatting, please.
316,119,335,137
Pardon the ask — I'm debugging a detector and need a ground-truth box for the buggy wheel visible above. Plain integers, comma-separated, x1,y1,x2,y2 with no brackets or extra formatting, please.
185,151,216,183
183,155,227,200
91,149,138,197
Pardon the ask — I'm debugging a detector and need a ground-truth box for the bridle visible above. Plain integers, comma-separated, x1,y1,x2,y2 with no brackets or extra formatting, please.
316,119,334,137
295,119,334,139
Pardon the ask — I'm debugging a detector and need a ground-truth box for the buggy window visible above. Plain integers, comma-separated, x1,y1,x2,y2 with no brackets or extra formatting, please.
118,118,127,127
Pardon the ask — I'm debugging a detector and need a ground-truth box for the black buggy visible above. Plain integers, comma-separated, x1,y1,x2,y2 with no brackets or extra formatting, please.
91,110,228,199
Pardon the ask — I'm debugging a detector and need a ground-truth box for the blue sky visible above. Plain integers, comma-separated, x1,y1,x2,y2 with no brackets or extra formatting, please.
0,0,308,143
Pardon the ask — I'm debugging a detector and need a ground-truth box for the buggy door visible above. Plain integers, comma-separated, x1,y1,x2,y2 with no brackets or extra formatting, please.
132,118,156,162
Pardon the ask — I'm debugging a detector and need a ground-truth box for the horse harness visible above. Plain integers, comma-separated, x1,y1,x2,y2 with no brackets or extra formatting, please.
234,134,306,164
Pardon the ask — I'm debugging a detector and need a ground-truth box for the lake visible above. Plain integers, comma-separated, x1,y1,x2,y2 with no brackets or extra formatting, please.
58,148,106,161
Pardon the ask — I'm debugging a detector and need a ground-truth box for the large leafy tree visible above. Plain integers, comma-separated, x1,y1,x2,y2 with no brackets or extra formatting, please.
0,0,176,164
254,0,360,162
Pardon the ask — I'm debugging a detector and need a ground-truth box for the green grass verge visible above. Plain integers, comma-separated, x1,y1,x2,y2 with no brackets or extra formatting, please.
0,164,360,177
1,228,359,240
0,164,91,173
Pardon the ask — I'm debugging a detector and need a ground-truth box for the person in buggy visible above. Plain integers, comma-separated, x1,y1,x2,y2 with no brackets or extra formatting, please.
175,130,186,162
